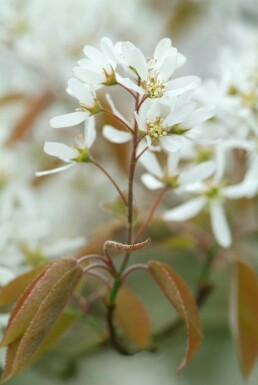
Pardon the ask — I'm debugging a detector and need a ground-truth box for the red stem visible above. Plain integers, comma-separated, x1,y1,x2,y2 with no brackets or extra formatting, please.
133,187,167,243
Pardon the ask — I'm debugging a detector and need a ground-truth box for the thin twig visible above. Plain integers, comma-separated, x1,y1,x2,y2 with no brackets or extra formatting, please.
102,108,133,134
90,158,127,206
135,145,148,162
117,82,137,100
85,270,112,289
78,254,108,265
106,305,132,355
133,187,167,243
121,263,148,284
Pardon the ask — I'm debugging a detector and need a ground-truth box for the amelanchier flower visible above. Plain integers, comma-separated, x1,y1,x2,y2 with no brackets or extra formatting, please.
140,150,216,190
36,118,96,176
50,78,101,129
135,94,216,152
74,37,118,88
115,38,200,99
162,147,251,248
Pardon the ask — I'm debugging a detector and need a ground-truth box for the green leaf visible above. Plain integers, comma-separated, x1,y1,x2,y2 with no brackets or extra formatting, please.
148,261,202,371
114,287,151,349
1,258,83,383
230,260,258,378
102,195,138,224
0,265,47,305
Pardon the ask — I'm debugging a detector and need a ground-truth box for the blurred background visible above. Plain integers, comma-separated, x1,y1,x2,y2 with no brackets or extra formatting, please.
1,0,258,384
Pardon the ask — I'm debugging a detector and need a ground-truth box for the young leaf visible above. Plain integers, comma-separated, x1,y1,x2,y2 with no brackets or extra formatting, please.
2,312,75,381
114,287,150,349
230,260,258,378
0,258,78,346
148,261,202,371
1,259,83,382
0,265,47,305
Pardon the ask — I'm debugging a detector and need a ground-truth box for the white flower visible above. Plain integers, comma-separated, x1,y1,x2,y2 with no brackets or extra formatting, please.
140,150,216,190
116,38,200,99
50,78,101,128
36,118,96,176
162,147,250,248
136,95,215,152
74,37,118,88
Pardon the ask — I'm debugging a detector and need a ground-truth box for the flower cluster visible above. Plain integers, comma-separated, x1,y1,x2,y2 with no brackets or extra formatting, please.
38,37,258,248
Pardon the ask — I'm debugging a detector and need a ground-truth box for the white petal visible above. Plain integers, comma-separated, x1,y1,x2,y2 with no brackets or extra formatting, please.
83,45,109,68
164,103,195,126
84,117,96,148
35,163,75,177
100,37,117,66
46,144,72,162
213,146,226,183
167,152,180,175
222,182,256,199
73,67,104,84
167,76,200,96
44,142,78,160
106,94,131,126
50,112,88,128
154,38,172,61
103,125,131,143
183,106,216,128
116,74,144,94
158,49,178,81
141,174,164,190
179,161,216,185
121,43,147,79
160,136,183,153
68,78,93,104
210,201,231,248
139,151,163,178
163,197,206,221
177,53,186,67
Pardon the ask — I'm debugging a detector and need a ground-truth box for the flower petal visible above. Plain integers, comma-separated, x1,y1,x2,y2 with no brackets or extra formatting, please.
139,151,163,178
44,142,78,161
154,38,172,62
167,76,200,96
50,112,88,128
163,197,206,221
84,117,96,148
68,78,94,104
183,106,216,128
35,163,75,177
121,42,147,79
210,201,231,248
160,136,183,153
103,125,131,143
141,174,164,190
158,48,178,81
179,161,216,185
116,74,144,94
106,94,131,126
167,152,180,175
73,67,104,84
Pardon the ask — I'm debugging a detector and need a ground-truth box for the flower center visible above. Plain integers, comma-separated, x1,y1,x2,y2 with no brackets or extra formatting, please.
205,186,221,200
141,75,166,98
146,118,168,140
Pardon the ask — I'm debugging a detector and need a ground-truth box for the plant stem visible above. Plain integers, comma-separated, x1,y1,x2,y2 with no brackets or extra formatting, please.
117,82,137,100
102,107,133,134
106,305,132,355
90,158,127,206
133,187,167,243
